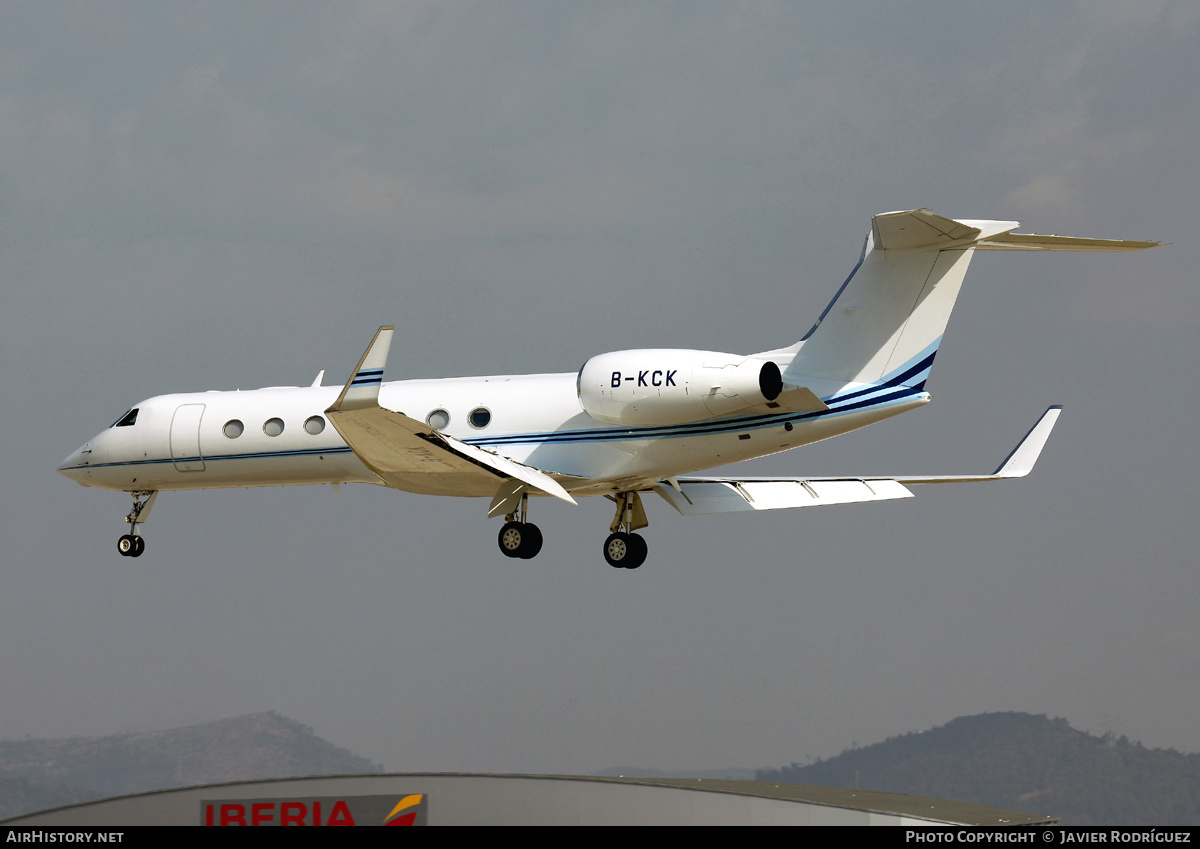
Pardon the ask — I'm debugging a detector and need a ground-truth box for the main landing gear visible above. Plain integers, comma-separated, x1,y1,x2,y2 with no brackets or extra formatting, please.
492,488,650,570
118,491,157,559
603,531,646,570
497,491,543,560
604,490,648,570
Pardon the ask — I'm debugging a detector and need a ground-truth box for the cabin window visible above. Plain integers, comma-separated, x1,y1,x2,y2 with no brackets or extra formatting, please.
223,419,244,439
263,417,285,437
304,415,326,435
110,409,139,428
468,407,491,429
426,409,450,430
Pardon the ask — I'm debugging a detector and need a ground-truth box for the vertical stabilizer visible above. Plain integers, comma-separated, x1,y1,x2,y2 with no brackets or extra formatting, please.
782,210,1019,389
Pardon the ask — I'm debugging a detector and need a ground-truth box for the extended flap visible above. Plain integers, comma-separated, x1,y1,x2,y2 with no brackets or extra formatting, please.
655,478,912,515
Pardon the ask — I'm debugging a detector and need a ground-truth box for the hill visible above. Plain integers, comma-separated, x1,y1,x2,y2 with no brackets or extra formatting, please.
757,712,1200,826
0,711,380,820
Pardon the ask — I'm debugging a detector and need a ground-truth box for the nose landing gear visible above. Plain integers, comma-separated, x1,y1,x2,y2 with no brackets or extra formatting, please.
118,534,144,557
118,491,157,559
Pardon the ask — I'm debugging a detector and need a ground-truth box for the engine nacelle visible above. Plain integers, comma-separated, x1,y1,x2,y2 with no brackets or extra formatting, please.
577,349,783,426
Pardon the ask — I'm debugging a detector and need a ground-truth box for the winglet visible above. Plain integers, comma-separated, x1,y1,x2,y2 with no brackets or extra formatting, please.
896,405,1064,484
990,405,1063,478
329,326,394,412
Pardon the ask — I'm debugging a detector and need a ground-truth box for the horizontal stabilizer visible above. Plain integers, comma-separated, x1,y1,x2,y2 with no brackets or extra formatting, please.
977,233,1161,252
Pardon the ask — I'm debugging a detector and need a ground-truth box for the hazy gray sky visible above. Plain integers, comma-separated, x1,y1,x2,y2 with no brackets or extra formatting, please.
3,1,1197,775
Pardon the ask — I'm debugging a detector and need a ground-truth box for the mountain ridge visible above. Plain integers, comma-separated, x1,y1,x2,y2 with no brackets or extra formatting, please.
757,712,1200,826
0,711,380,820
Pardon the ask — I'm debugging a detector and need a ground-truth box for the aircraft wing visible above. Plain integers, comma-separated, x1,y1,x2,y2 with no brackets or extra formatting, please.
325,327,577,504
654,406,1061,516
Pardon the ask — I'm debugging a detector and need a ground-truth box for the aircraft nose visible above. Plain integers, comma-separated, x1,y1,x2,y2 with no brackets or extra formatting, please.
57,444,93,482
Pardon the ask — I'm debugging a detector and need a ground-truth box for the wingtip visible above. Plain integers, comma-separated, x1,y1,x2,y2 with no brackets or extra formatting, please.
991,405,1063,478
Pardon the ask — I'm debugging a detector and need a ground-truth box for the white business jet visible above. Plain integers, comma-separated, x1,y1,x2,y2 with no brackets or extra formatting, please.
58,209,1156,569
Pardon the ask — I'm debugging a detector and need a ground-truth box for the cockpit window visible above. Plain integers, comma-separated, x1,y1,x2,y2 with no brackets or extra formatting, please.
110,409,139,428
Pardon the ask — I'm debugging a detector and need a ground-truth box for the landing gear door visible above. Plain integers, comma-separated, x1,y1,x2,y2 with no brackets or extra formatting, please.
170,404,206,472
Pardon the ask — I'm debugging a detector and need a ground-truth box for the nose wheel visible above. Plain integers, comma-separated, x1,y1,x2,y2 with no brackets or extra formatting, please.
118,534,145,558
117,491,157,559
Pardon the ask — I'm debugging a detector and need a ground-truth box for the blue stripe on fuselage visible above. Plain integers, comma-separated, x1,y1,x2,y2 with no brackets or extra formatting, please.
466,384,926,448
77,445,357,470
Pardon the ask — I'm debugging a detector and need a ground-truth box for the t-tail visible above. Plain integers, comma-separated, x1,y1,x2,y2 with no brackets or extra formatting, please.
772,209,1158,392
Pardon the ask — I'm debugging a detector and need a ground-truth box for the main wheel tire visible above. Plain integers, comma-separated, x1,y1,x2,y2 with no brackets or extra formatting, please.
604,532,631,568
118,534,136,557
517,523,543,559
498,522,525,558
624,533,647,570
131,536,145,558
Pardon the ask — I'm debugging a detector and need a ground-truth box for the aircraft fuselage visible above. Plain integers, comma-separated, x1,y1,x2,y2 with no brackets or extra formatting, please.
58,372,928,498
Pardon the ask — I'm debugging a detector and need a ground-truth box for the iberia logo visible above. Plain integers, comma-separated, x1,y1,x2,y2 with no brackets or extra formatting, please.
202,793,428,826
383,794,424,826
